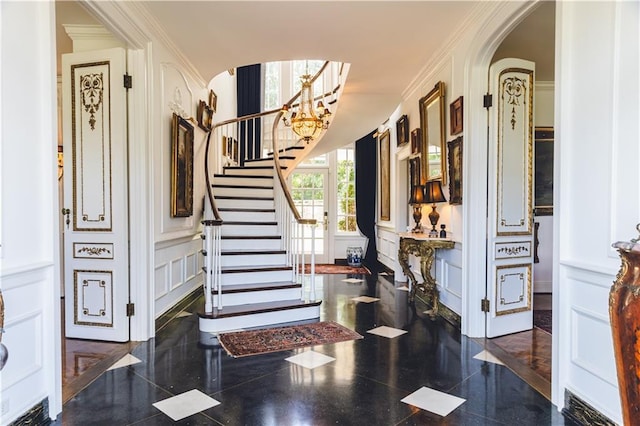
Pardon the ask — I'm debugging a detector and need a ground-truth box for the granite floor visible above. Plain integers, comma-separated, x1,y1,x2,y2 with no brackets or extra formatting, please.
55,273,573,425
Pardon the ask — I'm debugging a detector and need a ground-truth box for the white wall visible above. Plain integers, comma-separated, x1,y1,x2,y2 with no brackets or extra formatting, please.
554,1,638,422
153,56,209,317
0,2,62,422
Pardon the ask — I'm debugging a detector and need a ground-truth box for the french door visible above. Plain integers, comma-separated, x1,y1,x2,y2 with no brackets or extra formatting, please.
289,169,330,264
61,47,130,342
485,58,536,337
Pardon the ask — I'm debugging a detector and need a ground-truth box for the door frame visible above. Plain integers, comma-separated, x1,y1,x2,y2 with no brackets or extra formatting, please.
289,167,331,264
460,0,559,406
69,3,155,341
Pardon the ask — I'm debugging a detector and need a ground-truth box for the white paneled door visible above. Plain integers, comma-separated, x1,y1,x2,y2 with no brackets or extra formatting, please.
485,58,535,338
62,48,130,341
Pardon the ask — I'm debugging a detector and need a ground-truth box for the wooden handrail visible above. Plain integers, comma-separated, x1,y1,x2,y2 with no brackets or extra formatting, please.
203,60,343,225
203,130,223,222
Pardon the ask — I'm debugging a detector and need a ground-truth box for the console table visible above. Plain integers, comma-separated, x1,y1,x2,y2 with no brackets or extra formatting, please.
398,232,454,319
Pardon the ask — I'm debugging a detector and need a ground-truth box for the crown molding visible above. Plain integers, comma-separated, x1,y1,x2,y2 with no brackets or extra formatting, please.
402,1,498,101
81,0,207,88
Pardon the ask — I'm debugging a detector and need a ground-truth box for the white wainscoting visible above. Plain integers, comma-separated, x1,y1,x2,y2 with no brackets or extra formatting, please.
438,244,463,315
1,264,57,425
559,262,620,422
377,227,463,316
376,226,398,272
154,235,203,318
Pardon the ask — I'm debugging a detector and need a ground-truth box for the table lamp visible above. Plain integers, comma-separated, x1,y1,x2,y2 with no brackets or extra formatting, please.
408,184,425,233
424,180,447,237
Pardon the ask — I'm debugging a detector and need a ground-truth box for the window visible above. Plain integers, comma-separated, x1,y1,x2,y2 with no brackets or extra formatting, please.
336,147,357,232
263,62,281,110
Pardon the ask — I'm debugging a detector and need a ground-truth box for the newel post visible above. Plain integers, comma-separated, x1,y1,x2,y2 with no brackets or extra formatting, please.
609,224,640,425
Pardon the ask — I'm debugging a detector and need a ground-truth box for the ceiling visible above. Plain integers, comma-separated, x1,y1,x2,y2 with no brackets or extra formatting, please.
56,1,554,154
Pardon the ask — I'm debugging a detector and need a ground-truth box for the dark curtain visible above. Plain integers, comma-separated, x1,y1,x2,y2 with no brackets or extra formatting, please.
355,130,381,272
236,64,262,165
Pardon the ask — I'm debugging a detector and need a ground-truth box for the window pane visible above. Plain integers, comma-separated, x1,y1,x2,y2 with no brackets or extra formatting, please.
336,147,357,233
264,62,281,109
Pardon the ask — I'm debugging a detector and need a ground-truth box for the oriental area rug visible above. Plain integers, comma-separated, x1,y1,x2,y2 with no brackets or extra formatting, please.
301,264,370,275
218,321,363,358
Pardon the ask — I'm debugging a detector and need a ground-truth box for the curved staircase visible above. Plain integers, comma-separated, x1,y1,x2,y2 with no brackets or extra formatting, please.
197,61,346,334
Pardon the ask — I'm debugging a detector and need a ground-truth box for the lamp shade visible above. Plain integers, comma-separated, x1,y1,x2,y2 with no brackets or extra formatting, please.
424,180,446,204
408,185,425,205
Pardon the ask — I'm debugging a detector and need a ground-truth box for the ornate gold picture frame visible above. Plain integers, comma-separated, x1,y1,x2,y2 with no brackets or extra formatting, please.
171,113,194,217
379,129,391,221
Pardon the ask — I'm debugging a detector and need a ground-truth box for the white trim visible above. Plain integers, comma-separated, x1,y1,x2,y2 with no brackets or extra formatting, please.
127,47,154,341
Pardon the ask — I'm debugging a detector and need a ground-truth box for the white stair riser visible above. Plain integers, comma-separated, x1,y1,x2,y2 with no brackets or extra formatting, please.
198,305,321,334
222,224,278,236
243,159,275,168
214,187,274,198
222,239,281,251
224,168,273,176
213,287,302,307
214,176,273,187
219,211,276,222
215,198,274,209
221,253,287,267
222,269,292,285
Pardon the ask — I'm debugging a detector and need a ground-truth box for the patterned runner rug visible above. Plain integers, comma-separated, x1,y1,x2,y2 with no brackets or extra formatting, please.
218,321,363,358
301,264,370,275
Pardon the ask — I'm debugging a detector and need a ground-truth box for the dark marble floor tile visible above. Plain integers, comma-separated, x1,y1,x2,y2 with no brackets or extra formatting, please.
449,362,563,425
128,412,223,425
57,272,571,425
399,408,507,425
129,338,292,396
61,367,174,425
204,364,415,426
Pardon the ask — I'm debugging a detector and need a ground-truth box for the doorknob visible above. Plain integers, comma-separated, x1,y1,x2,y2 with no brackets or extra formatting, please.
323,211,328,231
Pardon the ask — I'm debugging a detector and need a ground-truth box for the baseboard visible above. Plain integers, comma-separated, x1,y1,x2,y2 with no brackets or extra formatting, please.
9,398,51,426
437,300,461,330
155,286,202,333
562,389,616,426
534,280,552,293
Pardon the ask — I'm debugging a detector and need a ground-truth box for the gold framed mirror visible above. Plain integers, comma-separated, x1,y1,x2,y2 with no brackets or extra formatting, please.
419,81,447,184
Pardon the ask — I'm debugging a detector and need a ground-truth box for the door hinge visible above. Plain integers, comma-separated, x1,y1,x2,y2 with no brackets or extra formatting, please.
481,298,490,313
126,303,135,317
123,74,132,89
483,93,493,108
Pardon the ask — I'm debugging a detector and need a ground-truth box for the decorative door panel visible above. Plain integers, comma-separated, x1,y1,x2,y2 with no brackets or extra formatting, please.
62,48,129,342
71,62,113,231
74,270,114,327
494,264,531,316
496,67,534,236
486,58,535,338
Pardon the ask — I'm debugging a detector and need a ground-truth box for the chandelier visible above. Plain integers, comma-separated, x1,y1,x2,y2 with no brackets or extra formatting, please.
282,73,331,142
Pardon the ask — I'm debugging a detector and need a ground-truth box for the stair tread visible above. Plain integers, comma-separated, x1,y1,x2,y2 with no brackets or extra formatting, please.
214,174,273,179
215,195,274,200
222,250,286,256
213,184,274,189
217,281,301,293
222,265,290,273
224,221,277,226
222,235,281,240
219,208,276,212
198,299,322,320
268,146,305,155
